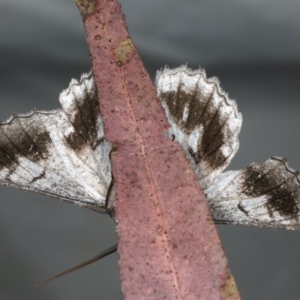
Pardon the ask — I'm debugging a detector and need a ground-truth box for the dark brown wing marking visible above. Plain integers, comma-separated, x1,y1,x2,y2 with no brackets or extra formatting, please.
0,72,114,213
205,157,300,229
156,66,242,189
0,113,52,171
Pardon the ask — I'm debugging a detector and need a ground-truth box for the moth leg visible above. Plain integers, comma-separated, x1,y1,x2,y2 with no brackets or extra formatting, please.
105,174,115,211
105,145,117,211
35,244,118,287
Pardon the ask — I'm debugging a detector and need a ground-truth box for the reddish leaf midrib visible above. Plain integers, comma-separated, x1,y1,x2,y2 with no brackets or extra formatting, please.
99,10,182,296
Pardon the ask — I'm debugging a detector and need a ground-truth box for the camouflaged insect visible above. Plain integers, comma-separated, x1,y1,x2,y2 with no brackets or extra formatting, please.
1,66,299,229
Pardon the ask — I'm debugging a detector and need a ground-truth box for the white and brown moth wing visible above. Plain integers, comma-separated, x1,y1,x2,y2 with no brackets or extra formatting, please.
156,66,242,189
0,72,114,213
205,157,300,229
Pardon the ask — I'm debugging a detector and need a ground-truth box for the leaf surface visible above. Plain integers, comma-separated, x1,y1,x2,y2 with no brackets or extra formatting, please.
77,1,240,299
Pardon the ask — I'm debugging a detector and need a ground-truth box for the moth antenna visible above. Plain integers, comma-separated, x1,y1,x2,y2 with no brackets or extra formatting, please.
35,244,118,287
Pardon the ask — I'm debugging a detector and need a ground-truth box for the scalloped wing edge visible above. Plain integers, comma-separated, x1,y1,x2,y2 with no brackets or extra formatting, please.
0,71,114,214
156,65,242,189
205,156,300,229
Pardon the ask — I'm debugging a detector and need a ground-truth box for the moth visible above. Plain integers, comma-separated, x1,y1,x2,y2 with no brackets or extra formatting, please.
1,66,299,283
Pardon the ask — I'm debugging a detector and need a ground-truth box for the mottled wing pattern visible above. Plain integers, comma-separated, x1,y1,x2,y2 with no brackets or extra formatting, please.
2,67,300,229
205,157,300,229
156,66,242,189
0,72,114,213
157,66,300,229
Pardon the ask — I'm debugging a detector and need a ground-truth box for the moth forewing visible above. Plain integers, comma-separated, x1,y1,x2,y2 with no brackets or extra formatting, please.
0,72,115,214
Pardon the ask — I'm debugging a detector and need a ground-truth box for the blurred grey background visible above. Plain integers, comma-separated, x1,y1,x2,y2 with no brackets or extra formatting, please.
0,0,300,299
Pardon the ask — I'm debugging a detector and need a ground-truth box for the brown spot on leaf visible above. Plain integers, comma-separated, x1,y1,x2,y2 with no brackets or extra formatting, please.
221,270,239,299
76,0,95,17
114,38,135,63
